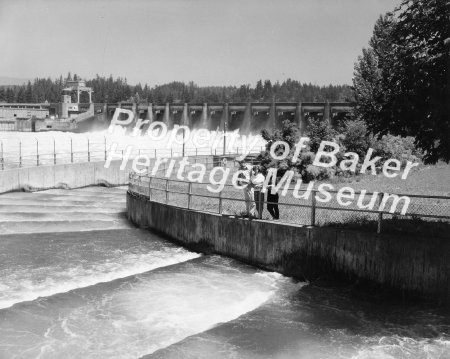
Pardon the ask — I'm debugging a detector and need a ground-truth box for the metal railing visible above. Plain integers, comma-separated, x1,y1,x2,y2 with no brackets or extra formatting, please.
128,162,450,235
0,137,264,170
0,137,109,169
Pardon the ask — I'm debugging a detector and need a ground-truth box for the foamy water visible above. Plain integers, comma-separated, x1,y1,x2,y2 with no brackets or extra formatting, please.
0,255,284,359
0,187,291,359
0,188,448,359
0,131,448,359
0,188,199,309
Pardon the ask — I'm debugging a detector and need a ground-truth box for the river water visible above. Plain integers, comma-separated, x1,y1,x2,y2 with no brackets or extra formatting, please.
0,131,449,359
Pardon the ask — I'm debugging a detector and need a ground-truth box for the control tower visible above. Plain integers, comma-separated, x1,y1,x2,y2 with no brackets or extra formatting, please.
63,80,93,104
58,80,94,119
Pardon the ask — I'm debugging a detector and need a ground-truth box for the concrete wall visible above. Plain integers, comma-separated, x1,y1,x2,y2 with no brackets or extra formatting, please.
0,160,133,193
127,192,450,303
0,120,15,131
0,106,48,119
0,155,215,194
34,118,76,132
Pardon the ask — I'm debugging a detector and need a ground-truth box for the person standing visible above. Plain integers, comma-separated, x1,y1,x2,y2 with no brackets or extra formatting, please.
251,165,265,219
237,162,256,218
267,176,280,220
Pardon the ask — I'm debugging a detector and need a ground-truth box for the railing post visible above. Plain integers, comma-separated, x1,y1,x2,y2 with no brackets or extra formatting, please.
36,138,39,166
19,141,22,168
165,179,169,204
104,136,107,160
148,176,153,201
53,138,56,165
311,190,316,226
0,141,3,170
70,138,73,163
87,138,90,162
218,189,223,214
377,192,383,234
128,172,133,191
259,192,263,219
187,182,192,209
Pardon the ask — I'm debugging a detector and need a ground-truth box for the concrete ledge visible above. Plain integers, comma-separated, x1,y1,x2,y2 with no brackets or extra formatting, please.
127,192,450,303
0,160,133,194
0,155,217,194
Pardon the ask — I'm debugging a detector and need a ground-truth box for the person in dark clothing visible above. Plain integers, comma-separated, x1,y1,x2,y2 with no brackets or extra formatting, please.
266,176,280,220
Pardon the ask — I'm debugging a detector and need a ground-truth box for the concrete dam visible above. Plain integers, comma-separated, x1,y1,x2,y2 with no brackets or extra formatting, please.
0,100,353,134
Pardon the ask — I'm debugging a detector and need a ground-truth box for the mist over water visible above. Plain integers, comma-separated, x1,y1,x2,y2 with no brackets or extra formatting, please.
0,127,266,169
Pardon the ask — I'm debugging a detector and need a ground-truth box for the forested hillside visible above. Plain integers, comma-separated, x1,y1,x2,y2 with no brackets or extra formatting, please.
0,73,352,104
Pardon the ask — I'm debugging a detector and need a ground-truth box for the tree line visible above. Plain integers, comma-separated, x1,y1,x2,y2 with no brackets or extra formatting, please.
0,74,353,105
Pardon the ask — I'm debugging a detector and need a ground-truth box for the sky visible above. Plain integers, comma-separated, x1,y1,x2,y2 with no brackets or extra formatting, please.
0,0,399,87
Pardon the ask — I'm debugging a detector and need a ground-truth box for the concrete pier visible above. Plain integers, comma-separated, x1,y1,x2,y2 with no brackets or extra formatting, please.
127,192,450,304
0,101,354,133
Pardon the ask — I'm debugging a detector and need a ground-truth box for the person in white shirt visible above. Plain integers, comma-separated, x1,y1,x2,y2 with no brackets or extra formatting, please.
237,162,256,218
250,165,265,219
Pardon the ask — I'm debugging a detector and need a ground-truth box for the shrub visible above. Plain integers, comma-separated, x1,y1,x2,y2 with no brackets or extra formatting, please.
340,119,372,159
258,119,422,183
306,118,338,153
372,134,423,166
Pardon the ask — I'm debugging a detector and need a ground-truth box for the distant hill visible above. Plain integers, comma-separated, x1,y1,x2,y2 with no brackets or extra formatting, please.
0,77,32,86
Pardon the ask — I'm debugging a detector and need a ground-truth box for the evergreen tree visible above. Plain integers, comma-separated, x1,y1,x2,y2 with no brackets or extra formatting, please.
25,81,33,102
254,80,264,101
262,80,273,101
6,88,14,102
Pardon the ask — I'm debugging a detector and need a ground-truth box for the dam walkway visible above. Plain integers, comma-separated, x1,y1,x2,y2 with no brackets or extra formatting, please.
128,168,450,235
